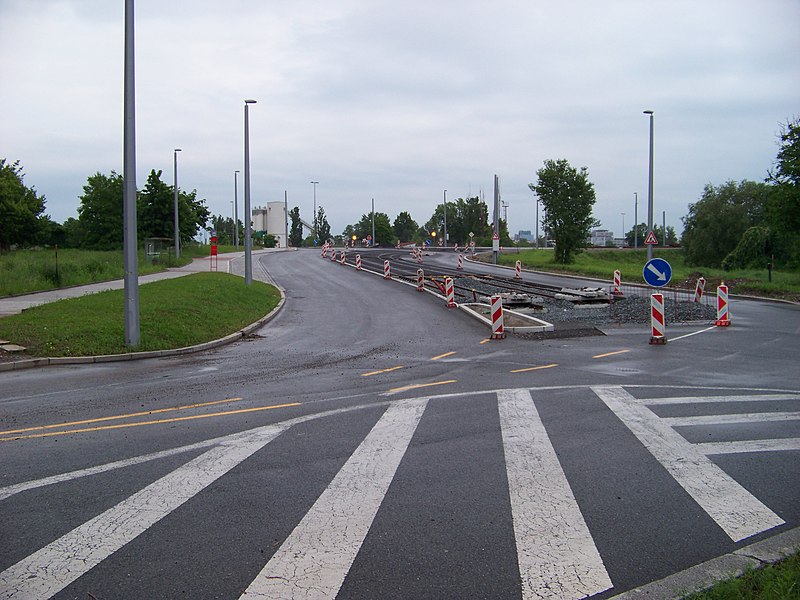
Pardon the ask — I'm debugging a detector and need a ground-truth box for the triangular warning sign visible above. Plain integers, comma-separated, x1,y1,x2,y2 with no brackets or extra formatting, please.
644,230,659,245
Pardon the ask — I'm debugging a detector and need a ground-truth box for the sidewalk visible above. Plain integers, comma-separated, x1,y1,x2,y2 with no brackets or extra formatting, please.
0,250,274,318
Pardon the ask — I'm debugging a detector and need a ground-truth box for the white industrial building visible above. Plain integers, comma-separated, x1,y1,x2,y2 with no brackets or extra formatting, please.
252,202,288,248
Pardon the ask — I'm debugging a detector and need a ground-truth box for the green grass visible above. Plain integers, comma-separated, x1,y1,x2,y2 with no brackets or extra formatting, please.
685,551,800,599
0,244,238,297
496,248,800,300
0,272,280,357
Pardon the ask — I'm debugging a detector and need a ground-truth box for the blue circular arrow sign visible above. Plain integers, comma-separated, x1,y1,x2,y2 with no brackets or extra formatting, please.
643,258,672,287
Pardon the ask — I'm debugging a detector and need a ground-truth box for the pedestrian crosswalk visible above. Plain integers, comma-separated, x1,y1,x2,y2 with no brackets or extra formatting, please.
1,386,797,600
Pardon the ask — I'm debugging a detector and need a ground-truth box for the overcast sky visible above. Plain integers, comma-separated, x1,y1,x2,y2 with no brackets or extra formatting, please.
2,0,798,240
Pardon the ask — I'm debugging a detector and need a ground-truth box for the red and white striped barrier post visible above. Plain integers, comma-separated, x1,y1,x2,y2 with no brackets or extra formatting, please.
490,295,506,339
417,250,422,264
454,243,459,252
321,244,328,258
457,254,464,270
650,292,666,345
515,260,522,279
694,277,706,303
356,254,362,270
384,259,391,280
340,250,346,265
330,249,337,262
612,269,623,296
445,277,456,307
715,283,730,326
417,268,424,292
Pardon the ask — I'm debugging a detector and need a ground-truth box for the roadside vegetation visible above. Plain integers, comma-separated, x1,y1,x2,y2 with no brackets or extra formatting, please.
0,244,238,297
685,551,799,599
495,248,800,301
0,272,280,357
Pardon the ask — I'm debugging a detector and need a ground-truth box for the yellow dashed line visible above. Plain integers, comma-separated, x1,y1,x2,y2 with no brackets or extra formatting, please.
0,397,245,436
0,402,301,442
510,363,559,373
592,349,631,359
361,366,404,377
430,351,456,361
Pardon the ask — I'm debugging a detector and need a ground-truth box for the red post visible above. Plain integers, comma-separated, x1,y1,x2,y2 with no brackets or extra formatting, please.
490,295,506,339
650,292,666,344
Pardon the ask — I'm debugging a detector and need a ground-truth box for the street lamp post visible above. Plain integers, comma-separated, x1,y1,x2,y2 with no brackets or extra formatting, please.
443,189,447,245
234,170,240,249
244,99,256,285
173,148,182,258
634,192,638,249
310,181,319,238
230,200,234,244
123,0,139,347
621,212,625,247
643,109,655,261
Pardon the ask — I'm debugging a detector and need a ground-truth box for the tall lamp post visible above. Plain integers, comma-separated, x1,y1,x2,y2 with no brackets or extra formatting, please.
123,0,139,347
621,212,625,247
230,200,235,244
634,192,638,249
443,189,447,245
243,99,256,285
310,181,319,238
234,170,240,249
643,109,655,261
173,148,182,258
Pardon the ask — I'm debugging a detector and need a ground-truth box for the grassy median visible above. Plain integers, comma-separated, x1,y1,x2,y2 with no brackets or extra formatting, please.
0,272,280,357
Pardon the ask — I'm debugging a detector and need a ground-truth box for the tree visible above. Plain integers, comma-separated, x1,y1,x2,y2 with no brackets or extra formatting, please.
765,117,800,266
681,180,769,267
393,211,418,242
348,212,395,246
288,206,303,247
529,159,599,264
0,159,47,249
209,214,236,245
315,206,331,242
77,171,124,249
137,169,209,244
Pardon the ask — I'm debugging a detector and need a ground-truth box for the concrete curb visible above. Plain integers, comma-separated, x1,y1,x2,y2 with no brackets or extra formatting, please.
608,526,800,599
0,289,286,372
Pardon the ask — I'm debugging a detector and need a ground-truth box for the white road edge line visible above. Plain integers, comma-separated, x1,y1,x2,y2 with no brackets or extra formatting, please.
0,425,288,600
668,326,717,342
592,385,784,542
239,397,427,600
663,411,800,426
497,388,613,599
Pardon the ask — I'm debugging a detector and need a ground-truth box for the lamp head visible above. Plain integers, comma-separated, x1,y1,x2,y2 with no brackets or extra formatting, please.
244,99,257,104
643,110,654,115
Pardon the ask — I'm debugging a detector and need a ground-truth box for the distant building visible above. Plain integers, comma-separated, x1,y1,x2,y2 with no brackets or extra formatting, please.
252,202,288,247
590,229,615,247
516,230,534,242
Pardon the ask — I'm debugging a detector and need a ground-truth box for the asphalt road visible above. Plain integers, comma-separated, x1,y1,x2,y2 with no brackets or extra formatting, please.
1,248,798,600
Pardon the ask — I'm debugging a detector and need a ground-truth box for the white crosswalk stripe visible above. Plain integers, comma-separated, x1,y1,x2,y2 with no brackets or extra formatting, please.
498,389,612,599
592,385,786,542
1,386,795,600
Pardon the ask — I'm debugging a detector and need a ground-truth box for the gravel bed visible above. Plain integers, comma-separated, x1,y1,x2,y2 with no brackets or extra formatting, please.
452,276,717,326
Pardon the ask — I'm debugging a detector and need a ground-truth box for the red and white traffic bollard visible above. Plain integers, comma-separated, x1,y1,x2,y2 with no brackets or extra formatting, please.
454,243,459,252
330,249,337,262
694,277,706,303
417,268,424,292
384,260,391,280
612,269,623,296
445,277,456,307
515,260,522,279
650,292,666,345
417,250,422,264
457,254,464,270
356,254,362,270
490,295,506,339
321,245,328,258
340,250,346,265
715,283,731,326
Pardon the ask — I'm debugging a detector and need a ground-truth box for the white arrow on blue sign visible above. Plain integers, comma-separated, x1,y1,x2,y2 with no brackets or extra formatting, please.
643,258,672,287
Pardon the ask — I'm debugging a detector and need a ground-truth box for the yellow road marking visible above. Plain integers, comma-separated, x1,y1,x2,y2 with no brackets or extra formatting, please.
479,339,491,345
430,351,456,361
360,366,404,377
0,402,301,442
510,363,559,373
387,380,457,394
592,349,631,359
0,397,245,436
